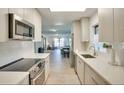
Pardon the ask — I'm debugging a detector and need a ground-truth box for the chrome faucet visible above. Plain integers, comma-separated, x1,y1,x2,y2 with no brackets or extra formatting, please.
89,45,97,56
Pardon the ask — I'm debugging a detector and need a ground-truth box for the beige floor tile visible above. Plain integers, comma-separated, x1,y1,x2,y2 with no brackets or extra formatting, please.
46,49,80,85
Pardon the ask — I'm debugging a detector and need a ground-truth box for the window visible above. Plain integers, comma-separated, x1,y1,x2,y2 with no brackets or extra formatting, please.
60,38,64,47
54,37,65,48
93,25,106,52
54,38,59,47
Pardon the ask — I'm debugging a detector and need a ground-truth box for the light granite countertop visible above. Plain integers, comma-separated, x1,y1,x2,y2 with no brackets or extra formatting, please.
75,51,124,84
0,72,29,85
23,53,50,59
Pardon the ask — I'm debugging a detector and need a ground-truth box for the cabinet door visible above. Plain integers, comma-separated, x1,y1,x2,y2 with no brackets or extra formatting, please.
114,8,124,42
85,64,108,85
0,8,8,42
85,64,97,85
45,56,50,82
79,59,85,84
76,56,85,84
74,55,77,72
19,75,29,85
33,9,42,41
81,18,89,42
9,8,23,17
98,8,114,43
23,8,33,23
76,56,80,77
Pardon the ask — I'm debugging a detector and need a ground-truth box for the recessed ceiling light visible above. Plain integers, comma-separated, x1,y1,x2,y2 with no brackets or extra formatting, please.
55,23,63,25
50,8,86,12
49,29,57,32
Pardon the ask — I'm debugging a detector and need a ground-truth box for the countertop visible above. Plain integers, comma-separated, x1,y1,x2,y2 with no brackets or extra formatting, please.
0,72,29,84
23,53,50,59
75,51,124,84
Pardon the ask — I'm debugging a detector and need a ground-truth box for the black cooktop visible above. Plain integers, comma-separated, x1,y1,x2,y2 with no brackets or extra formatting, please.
0,58,42,71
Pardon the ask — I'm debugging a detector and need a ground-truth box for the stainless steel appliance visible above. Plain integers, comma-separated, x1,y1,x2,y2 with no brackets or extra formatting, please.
9,13,34,40
29,59,45,85
0,58,45,85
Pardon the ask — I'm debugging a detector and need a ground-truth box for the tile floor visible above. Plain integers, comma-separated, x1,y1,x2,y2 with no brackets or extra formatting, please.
46,49,80,85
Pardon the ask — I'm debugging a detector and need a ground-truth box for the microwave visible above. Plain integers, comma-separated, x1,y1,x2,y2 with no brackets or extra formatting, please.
9,13,34,40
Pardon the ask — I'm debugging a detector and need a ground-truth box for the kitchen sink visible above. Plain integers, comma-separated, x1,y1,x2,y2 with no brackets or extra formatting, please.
81,54,95,58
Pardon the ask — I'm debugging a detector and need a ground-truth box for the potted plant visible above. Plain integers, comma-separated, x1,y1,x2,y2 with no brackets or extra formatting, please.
103,43,112,53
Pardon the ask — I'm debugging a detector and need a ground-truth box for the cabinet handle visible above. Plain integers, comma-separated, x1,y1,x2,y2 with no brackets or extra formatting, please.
91,77,98,85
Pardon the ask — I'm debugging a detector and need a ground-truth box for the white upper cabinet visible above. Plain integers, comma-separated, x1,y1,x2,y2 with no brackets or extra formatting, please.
9,8,34,24
81,18,90,42
0,8,8,42
99,8,124,43
23,8,34,23
114,8,124,42
33,9,42,41
9,8,42,41
0,8,42,42
98,8,114,43
9,8,24,18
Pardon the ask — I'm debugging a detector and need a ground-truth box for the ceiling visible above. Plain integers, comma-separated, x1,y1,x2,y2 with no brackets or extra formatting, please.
37,8,97,35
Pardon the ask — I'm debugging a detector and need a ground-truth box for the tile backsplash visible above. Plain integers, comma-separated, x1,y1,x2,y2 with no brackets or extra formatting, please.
0,41,34,66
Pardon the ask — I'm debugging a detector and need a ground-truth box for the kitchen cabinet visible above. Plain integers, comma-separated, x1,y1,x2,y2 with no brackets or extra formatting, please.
45,56,50,82
114,8,124,42
9,8,24,18
99,8,124,43
19,74,29,85
76,56,85,84
81,17,90,42
0,8,42,42
74,54,77,72
72,21,83,51
0,72,29,85
23,8,34,23
0,8,8,42
33,9,42,41
85,64,108,85
98,8,114,43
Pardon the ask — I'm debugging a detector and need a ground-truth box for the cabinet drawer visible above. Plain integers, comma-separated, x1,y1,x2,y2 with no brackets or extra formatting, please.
85,64,108,85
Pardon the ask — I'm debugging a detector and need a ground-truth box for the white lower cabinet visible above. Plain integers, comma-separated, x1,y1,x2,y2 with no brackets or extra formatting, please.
74,55,77,72
45,56,50,82
85,64,108,85
18,75,29,85
76,56,85,84
76,55,109,85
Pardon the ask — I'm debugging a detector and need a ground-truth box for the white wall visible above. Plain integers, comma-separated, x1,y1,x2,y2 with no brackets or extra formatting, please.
0,41,34,66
